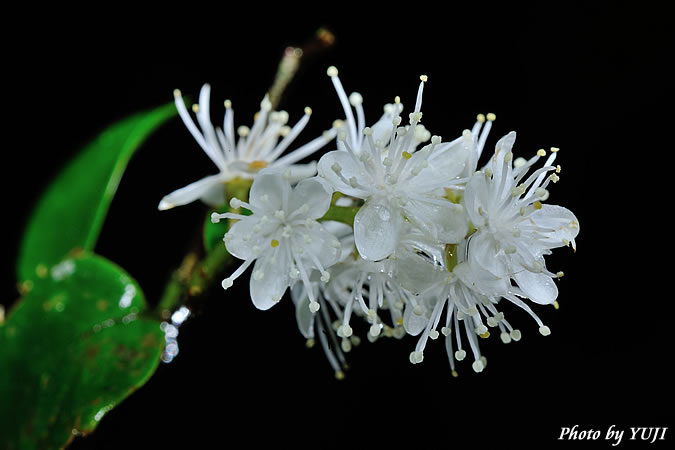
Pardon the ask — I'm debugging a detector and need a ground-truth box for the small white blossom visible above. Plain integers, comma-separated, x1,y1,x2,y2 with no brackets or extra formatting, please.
324,257,408,341
464,133,580,305
318,68,471,261
396,236,548,375
159,67,582,378
214,169,341,311
158,84,336,210
290,221,412,377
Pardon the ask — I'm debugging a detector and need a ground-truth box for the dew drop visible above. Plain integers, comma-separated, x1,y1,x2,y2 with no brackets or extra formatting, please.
374,204,391,221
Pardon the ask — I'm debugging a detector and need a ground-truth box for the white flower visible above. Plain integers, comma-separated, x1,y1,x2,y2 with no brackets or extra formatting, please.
212,168,342,311
464,132,580,305
324,257,409,342
158,84,337,210
397,237,550,375
288,221,360,379
289,219,416,378
317,67,470,261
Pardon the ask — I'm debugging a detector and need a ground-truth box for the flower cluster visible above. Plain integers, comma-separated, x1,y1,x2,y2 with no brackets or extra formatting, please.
160,67,580,378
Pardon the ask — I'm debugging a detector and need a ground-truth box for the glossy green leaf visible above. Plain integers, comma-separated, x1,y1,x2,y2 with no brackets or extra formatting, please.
0,253,164,450
17,103,177,283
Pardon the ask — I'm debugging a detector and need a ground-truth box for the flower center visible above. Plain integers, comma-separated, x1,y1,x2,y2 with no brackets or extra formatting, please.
247,160,269,171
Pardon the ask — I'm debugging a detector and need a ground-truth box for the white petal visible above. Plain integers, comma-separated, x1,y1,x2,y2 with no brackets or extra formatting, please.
289,177,333,220
224,218,266,261
249,254,290,310
283,162,318,183
395,250,446,295
248,169,292,212
369,112,396,146
354,200,401,261
300,224,342,269
529,205,580,248
322,221,355,263
317,150,371,198
469,232,508,278
405,200,468,244
454,261,508,298
421,139,471,184
403,301,429,336
463,173,490,228
200,182,227,207
491,131,517,181
495,131,517,154
158,174,225,210
512,270,558,305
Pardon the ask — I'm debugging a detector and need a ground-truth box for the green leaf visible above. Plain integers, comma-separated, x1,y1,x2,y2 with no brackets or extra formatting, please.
0,253,164,450
17,102,177,283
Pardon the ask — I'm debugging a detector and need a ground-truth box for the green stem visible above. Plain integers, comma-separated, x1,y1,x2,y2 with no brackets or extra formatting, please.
268,27,335,109
152,179,251,320
153,244,233,320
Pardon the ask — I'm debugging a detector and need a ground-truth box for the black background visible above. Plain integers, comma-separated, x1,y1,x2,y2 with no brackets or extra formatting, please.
3,2,671,448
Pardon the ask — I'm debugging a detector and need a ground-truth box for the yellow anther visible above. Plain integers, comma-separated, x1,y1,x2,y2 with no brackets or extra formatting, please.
317,28,335,46
533,201,543,210
396,317,404,326
394,96,401,104
556,165,562,173
402,151,412,160
270,239,280,248
191,104,200,113
420,75,428,82
173,89,182,97
451,370,459,378
550,146,560,152
248,160,269,171
480,331,491,339
486,113,496,121
305,338,315,348
537,149,547,157
553,301,560,310
476,113,486,123
335,370,345,380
